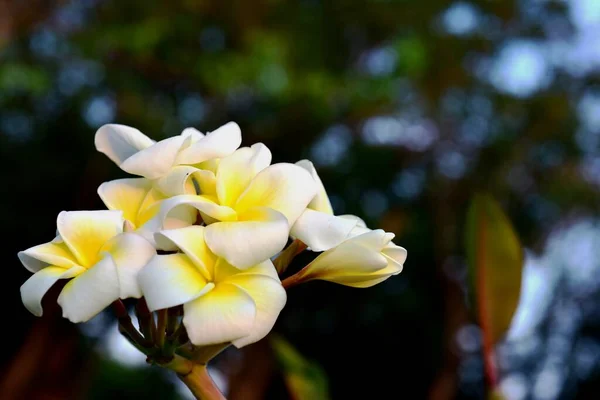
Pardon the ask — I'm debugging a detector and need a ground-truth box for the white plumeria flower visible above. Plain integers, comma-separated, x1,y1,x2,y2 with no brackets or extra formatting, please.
95,122,241,180
138,226,286,347
95,122,240,240
296,228,406,288
289,160,407,286
156,144,318,269
18,211,155,323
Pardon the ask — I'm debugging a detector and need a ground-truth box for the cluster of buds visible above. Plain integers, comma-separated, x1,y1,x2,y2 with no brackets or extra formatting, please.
18,122,407,398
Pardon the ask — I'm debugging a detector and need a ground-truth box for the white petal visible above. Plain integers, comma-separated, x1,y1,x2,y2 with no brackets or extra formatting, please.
18,236,79,273
226,266,286,348
100,233,156,299
95,124,154,166
138,253,212,311
120,135,188,179
216,144,272,207
181,127,205,141
98,178,153,227
290,209,358,251
338,214,367,228
57,210,124,268
183,283,256,346
176,121,242,165
296,159,333,215
383,244,407,271
155,226,216,280
20,266,85,317
154,166,216,197
204,207,289,269
235,163,317,225
305,230,390,279
57,255,120,323
158,195,237,228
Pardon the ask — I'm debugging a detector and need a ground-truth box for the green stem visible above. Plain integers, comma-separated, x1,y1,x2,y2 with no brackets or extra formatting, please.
166,306,182,337
281,267,309,289
178,364,226,400
112,301,152,349
273,239,307,275
192,343,230,365
136,298,155,343
156,309,168,347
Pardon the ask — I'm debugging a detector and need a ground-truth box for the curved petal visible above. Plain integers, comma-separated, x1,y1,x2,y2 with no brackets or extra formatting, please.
20,265,85,317
223,262,286,348
100,233,156,299
137,187,168,226
18,236,79,273
204,207,289,269
176,121,242,165
98,178,153,226
216,144,272,207
155,166,217,197
235,163,317,225
303,230,390,282
57,255,120,323
138,254,211,312
181,127,205,141
183,282,256,346
339,214,367,228
95,124,154,166
154,226,216,280
121,135,187,179
290,209,358,251
296,159,333,215
57,210,124,268
159,195,237,228
383,245,407,271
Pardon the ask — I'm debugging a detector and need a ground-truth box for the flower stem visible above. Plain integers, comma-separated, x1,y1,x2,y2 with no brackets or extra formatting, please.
112,300,152,349
156,309,168,347
273,239,307,275
135,298,155,343
178,364,226,400
281,268,308,289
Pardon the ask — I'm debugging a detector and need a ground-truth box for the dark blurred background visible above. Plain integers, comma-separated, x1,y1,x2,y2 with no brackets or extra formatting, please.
2,0,600,399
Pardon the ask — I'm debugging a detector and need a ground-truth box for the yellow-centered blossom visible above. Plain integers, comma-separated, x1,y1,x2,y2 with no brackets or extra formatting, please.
138,226,286,347
19,210,155,322
156,144,317,269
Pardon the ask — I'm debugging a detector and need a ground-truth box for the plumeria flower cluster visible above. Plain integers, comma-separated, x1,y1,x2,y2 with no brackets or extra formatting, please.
18,122,407,399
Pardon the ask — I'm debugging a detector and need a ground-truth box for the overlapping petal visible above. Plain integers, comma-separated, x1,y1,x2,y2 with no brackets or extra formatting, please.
95,124,154,166
57,255,120,323
296,159,333,215
57,210,124,268
98,178,153,226
100,233,156,299
154,226,216,280
235,163,317,225
176,122,242,165
224,261,287,347
120,135,190,180
204,207,289,269
299,229,407,287
291,209,358,251
139,253,213,312
154,166,216,197
183,283,256,346
216,143,272,207
18,236,79,273
20,265,85,316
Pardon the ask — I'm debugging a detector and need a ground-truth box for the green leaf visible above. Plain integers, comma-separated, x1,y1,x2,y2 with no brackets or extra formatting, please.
466,194,523,384
271,335,330,400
